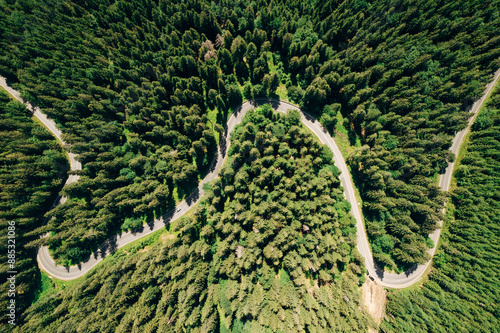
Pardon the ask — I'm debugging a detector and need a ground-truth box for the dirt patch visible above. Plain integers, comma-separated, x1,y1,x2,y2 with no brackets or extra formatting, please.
139,246,150,253
305,279,319,296
160,232,175,243
362,276,387,330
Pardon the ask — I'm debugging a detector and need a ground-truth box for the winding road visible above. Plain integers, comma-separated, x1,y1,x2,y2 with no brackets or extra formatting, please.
363,69,500,288
0,76,82,202
1,69,499,286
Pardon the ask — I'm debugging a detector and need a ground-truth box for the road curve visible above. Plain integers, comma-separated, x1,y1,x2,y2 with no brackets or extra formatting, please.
0,76,82,198
2,71,499,285
364,68,500,288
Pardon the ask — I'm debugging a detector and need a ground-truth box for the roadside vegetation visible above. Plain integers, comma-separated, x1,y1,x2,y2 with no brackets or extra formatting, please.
382,82,500,332
0,90,68,329
0,0,499,329
1,0,498,269
18,107,371,332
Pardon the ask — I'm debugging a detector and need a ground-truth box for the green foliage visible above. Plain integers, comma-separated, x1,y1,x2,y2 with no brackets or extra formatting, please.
272,0,497,268
121,216,143,231
17,106,369,332
0,90,67,329
382,84,500,332
0,0,498,327
0,0,230,263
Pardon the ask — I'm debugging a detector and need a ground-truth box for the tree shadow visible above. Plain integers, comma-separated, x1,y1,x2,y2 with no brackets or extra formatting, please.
91,235,118,261
252,97,280,110
403,264,419,277
373,262,386,280
177,181,197,201
348,129,358,146
161,209,175,228
186,186,201,206
372,252,421,280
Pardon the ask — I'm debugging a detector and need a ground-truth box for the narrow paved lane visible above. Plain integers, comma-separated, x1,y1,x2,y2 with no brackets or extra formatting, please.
364,69,500,288
0,76,82,191
2,70,499,285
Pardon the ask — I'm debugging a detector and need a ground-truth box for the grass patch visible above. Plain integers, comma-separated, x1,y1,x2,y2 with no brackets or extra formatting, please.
275,83,288,100
119,227,170,255
122,127,132,142
449,129,472,192
0,86,19,102
333,111,361,157
51,274,81,291
118,188,205,254
267,51,278,73
32,271,82,305
206,107,220,144
267,52,288,100
331,111,364,209
32,271,56,303
172,186,180,203
430,171,439,184
455,128,473,166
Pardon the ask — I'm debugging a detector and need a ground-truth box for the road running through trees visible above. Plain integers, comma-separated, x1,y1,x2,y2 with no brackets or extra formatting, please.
1,70,499,286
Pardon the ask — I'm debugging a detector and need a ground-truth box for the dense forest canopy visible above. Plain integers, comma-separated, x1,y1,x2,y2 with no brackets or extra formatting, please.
382,83,500,332
0,90,68,326
0,0,499,329
16,107,371,332
0,0,498,269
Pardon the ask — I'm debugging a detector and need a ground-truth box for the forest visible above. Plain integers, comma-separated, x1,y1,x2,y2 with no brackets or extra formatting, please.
16,107,371,332
0,0,499,330
0,90,68,324
381,82,500,332
1,0,498,271
0,0,498,269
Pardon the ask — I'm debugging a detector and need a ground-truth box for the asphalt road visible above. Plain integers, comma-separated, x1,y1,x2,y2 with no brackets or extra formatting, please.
2,70,499,285
364,69,500,288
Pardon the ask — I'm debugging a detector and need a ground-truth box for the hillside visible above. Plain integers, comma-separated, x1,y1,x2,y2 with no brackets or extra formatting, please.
0,0,498,267
0,89,68,327
0,0,499,330
382,83,500,332
18,107,371,332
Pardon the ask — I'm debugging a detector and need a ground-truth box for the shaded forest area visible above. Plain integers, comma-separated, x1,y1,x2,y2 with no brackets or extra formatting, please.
0,90,68,324
17,107,370,332
0,0,498,269
382,84,500,332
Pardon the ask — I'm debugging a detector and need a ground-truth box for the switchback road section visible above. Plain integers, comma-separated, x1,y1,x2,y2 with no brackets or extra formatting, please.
2,70,499,286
